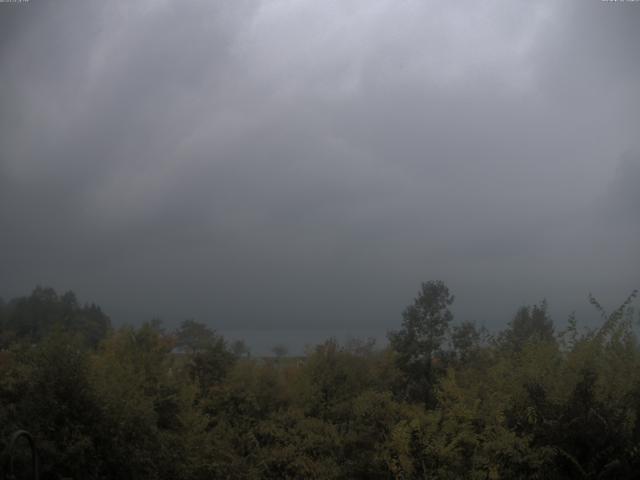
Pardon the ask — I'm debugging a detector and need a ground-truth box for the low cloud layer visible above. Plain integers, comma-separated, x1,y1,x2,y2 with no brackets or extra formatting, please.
1,1,638,349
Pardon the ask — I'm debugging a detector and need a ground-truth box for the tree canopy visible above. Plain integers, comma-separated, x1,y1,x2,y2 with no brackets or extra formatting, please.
388,280,455,405
1,284,639,479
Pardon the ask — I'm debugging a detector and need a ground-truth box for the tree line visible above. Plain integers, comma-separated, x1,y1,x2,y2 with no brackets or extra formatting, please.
0,283,639,479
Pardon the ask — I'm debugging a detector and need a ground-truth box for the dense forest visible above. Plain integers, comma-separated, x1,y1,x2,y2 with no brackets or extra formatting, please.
0,283,639,479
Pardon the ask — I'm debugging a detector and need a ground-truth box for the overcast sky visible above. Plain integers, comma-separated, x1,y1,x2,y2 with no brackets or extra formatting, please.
1,0,638,352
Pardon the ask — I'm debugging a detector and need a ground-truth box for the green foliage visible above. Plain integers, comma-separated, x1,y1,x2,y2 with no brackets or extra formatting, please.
1,285,640,479
451,321,485,363
499,300,555,352
388,280,454,405
0,287,110,348
0,331,102,479
175,319,216,353
174,319,237,396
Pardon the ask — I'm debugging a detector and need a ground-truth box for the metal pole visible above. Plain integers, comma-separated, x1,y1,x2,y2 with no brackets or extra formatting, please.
2,430,39,480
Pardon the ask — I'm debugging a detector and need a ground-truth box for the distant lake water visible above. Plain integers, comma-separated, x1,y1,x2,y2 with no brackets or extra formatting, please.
219,327,389,356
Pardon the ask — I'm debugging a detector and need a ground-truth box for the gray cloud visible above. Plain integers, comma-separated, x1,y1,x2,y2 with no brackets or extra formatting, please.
1,0,638,351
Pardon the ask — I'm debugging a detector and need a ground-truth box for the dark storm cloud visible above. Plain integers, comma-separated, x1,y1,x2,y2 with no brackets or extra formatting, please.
1,0,638,349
